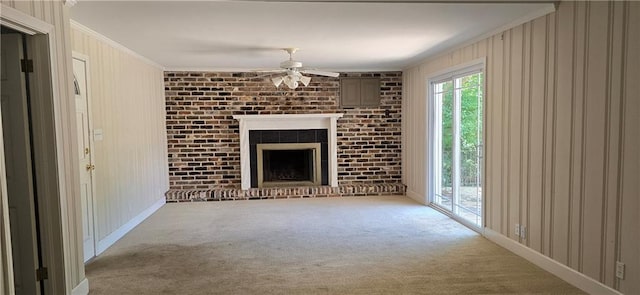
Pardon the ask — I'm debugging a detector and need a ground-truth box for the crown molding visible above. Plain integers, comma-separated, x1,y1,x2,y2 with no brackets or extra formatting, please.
70,20,165,70
64,0,78,7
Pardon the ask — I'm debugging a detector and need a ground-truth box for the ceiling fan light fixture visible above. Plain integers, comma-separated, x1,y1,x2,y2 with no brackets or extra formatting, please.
283,75,299,89
271,76,284,88
257,48,338,90
299,75,311,87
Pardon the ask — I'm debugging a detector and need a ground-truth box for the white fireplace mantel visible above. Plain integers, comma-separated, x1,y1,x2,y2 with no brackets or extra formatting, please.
233,113,344,190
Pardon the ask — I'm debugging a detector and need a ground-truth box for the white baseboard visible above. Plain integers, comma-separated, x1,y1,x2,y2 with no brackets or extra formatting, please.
483,228,621,295
406,189,426,205
71,278,89,295
96,197,165,255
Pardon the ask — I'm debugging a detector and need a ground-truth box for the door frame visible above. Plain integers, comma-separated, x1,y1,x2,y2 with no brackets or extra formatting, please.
1,5,72,294
426,58,487,232
72,52,98,262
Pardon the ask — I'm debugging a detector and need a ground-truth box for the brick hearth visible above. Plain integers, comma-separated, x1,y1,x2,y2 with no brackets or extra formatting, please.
165,183,406,202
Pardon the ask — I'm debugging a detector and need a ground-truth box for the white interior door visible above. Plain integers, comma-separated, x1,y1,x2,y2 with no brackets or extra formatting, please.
1,33,41,295
72,56,96,262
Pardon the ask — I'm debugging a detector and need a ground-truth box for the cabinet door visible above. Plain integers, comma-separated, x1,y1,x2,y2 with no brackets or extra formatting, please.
340,78,361,107
360,78,380,106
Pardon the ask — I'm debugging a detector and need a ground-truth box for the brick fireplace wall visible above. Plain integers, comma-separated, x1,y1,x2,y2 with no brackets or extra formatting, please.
164,71,403,201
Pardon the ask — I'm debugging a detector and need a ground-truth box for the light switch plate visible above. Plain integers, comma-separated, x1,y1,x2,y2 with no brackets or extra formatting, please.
616,261,625,279
93,128,103,141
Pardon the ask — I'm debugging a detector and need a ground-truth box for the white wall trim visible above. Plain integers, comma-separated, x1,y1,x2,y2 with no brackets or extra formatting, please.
70,20,164,70
0,34,15,295
95,197,165,255
426,57,487,82
0,4,53,35
165,67,401,73
71,278,88,295
406,189,426,205
64,0,78,8
233,113,344,190
483,228,622,295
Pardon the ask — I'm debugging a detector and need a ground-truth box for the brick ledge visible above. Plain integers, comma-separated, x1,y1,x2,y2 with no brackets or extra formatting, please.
165,183,406,202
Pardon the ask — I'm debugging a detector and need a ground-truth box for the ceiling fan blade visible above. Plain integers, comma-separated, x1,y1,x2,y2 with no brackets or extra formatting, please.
301,69,340,78
251,69,286,73
238,72,283,81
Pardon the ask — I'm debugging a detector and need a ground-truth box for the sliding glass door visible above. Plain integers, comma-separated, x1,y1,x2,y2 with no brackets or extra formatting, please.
432,70,483,228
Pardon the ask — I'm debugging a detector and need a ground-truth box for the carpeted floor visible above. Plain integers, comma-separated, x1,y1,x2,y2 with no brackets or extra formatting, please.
85,196,585,294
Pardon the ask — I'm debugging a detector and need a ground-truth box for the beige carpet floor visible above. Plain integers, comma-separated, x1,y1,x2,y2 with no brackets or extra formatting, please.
86,196,585,294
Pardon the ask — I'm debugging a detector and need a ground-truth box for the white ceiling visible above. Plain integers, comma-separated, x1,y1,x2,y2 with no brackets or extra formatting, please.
70,1,554,71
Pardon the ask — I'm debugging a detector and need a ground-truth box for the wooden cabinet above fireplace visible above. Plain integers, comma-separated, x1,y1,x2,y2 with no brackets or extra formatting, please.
340,77,381,108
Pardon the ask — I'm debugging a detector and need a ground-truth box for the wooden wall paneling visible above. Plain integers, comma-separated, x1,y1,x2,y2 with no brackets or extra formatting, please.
409,70,416,195
484,36,493,229
95,38,108,241
618,3,639,293
491,33,504,234
542,12,556,258
528,16,547,253
32,0,43,21
581,1,609,281
553,3,574,265
569,1,587,272
416,69,427,200
520,22,531,248
403,71,411,194
474,40,488,226
449,48,460,66
484,36,491,229
602,1,625,287
70,24,169,247
12,0,32,15
58,3,85,289
401,73,408,187
501,29,511,236
403,67,426,201
462,44,472,62
476,39,487,60
407,70,417,197
401,73,407,187
403,1,639,292
508,25,524,242
409,70,415,192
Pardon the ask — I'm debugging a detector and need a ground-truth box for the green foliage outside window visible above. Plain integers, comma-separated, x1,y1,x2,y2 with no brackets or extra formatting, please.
440,73,483,187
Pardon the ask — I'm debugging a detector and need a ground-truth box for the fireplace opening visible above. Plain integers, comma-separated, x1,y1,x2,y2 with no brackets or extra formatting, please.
263,150,313,182
257,143,322,187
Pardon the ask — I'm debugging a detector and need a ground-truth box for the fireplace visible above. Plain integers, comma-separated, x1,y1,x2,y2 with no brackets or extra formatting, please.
233,113,343,190
257,143,321,187
249,129,328,188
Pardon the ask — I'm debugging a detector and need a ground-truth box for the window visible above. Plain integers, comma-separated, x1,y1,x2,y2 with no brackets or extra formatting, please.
430,64,484,228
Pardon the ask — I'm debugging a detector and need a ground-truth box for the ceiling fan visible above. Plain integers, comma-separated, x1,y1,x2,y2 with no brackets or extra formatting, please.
255,48,340,90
